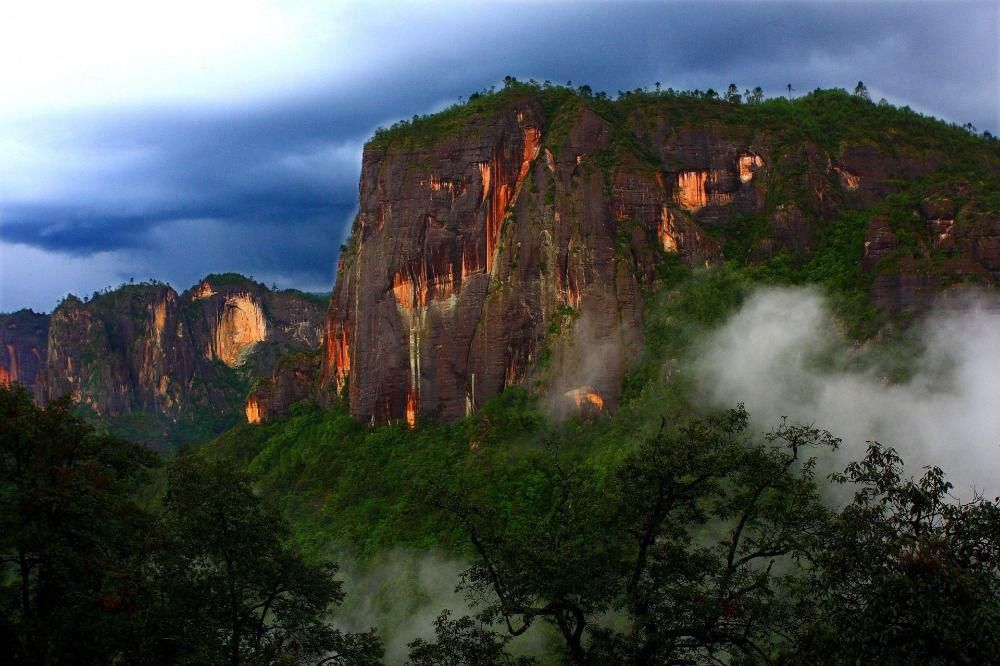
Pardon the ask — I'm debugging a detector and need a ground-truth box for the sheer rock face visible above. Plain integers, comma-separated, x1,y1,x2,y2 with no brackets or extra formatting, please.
748,205,813,262
642,124,770,228
863,192,1000,312
40,276,326,419
321,101,766,425
321,96,997,426
46,286,195,416
837,143,944,207
0,309,49,403
322,100,551,424
185,278,324,368
208,293,268,367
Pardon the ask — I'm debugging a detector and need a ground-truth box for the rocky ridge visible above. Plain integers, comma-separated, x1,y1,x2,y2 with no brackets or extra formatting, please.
0,274,326,448
5,87,996,434
0,309,49,404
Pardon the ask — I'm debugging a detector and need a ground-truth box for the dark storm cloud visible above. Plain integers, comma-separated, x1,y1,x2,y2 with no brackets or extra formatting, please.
1,1,996,311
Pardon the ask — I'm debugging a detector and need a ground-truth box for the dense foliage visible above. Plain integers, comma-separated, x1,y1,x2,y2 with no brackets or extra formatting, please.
0,385,381,665
3,382,997,664
406,611,533,666
424,407,833,663
795,445,1000,662
413,410,1000,665
0,387,157,663
4,79,997,663
369,78,997,156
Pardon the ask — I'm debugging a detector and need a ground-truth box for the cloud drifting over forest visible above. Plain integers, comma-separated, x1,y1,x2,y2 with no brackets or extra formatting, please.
696,288,1000,498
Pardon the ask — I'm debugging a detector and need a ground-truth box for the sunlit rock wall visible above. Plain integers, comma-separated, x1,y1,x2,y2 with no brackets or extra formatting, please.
38,276,326,424
321,100,773,425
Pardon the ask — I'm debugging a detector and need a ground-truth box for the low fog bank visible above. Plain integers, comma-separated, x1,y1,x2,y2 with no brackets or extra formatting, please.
696,287,1000,498
544,306,631,421
334,549,547,664
333,550,468,664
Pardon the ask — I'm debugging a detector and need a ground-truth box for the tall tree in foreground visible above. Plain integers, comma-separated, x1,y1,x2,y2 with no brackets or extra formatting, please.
598,412,834,663
427,407,837,664
427,407,1000,664
791,443,1000,664
0,385,157,664
0,384,381,665
145,454,383,665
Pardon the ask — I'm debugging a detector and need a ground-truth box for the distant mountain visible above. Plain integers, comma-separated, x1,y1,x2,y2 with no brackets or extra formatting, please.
0,309,49,404
317,84,998,426
0,274,326,449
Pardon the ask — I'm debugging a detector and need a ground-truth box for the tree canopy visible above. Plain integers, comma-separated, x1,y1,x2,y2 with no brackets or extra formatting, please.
418,407,1000,664
0,385,381,665
0,385,157,663
3,383,997,664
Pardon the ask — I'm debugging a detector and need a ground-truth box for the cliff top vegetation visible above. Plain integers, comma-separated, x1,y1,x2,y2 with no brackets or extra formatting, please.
368,77,998,161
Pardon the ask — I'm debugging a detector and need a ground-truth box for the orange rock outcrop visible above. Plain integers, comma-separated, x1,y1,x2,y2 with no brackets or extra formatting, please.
564,386,606,413
738,154,764,183
191,281,216,300
2,344,18,386
405,389,418,428
675,170,711,211
834,166,860,190
211,294,268,366
245,398,263,424
658,206,680,253
326,323,351,393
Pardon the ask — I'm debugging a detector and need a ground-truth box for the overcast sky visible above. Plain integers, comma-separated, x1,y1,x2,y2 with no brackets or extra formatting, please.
1,0,997,312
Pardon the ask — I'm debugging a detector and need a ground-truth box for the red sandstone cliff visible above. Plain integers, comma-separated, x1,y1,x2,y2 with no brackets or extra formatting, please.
9,90,995,433
321,98,768,424
320,91,998,426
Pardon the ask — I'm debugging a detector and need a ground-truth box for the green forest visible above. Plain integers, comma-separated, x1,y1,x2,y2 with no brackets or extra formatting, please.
3,380,999,664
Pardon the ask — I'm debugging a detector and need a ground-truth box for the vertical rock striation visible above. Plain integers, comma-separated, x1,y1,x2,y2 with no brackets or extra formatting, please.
322,90,998,426
46,285,198,416
322,98,766,424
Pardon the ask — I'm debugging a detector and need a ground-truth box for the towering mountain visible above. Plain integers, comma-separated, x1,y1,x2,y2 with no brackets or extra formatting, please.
319,85,998,426
0,274,326,448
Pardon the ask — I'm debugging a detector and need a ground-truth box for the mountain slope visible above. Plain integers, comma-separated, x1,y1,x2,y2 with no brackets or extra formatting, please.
320,84,998,426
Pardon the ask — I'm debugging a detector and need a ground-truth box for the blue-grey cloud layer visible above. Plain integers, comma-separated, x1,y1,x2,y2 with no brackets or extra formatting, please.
1,1,997,311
